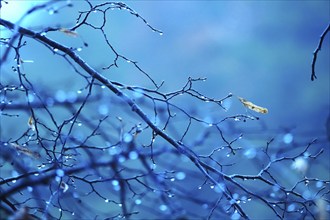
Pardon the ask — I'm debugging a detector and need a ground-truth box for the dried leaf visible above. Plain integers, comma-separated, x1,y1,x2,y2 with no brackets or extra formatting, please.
28,116,36,131
10,143,41,159
59,28,78,37
60,181,69,193
238,97,268,114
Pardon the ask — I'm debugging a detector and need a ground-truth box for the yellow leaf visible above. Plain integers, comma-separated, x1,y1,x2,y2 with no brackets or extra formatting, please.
59,28,78,37
238,97,268,114
10,143,41,159
28,116,36,131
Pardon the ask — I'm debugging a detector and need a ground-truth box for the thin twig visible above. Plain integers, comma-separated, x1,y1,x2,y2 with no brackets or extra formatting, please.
311,23,330,81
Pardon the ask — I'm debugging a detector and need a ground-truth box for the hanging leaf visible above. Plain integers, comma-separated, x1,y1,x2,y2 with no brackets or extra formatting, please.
28,116,36,131
60,181,69,193
238,97,268,114
59,28,78,37
10,143,41,159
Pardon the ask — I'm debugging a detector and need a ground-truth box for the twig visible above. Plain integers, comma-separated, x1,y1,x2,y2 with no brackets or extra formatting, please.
311,23,330,81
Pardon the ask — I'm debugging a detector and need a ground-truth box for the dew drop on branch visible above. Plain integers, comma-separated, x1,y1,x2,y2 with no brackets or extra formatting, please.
98,104,109,115
56,169,65,177
27,186,33,192
159,205,167,212
128,151,138,160
287,203,295,212
175,172,186,180
316,181,323,188
283,133,293,144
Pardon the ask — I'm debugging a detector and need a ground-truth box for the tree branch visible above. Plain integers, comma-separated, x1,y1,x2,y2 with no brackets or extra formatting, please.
311,23,330,81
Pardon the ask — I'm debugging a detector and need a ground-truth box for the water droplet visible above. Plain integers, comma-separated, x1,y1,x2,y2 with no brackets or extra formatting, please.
108,146,119,155
303,152,311,158
135,199,142,205
118,156,126,163
123,133,133,143
159,205,167,211
170,178,175,182
283,133,293,144
316,181,323,188
112,180,119,186
244,148,257,159
129,151,138,160
77,47,82,52
291,157,308,174
27,186,33,192
151,163,156,169
56,169,65,177
175,172,186,180
105,199,109,203
27,93,35,102
159,32,163,36
272,184,280,192
287,203,295,212
98,104,109,115
55,90,66,102
53,48,59,52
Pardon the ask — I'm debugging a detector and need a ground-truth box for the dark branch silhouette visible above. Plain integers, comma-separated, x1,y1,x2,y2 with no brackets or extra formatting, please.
311,23,330,81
